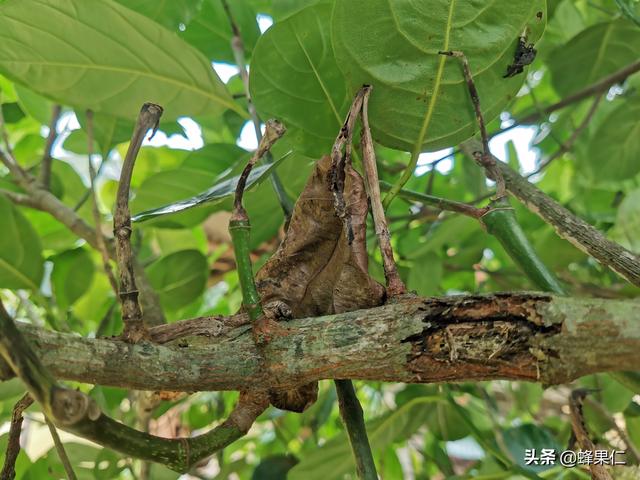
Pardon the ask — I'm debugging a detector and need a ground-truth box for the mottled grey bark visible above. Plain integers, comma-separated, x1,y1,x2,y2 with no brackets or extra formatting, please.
1,293,638,393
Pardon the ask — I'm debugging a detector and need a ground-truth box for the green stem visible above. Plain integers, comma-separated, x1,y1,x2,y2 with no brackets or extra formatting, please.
480,198,565,295
380,181,488,218
335,380,378,480
229,216,263,321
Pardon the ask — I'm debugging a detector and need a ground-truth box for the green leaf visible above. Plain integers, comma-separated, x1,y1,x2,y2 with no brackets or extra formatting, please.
146,249,208,311
50,247,95,310
0,0,244,120
132,151,291,223
14,84,53,125
548,19,640,97
76,111,134,156
584,98,640,183
502,424,561,473
252,454,298,479
114,0,204,30
332,0,546,152
180,0,260,63
425,399,471,441
249,1,348,156
407,252,443,296
0,194,44,290
289,396,443,480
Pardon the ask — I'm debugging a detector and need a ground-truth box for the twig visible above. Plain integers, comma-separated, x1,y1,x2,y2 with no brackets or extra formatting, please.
0,297,269,473
86,110,118,296
462,137,640,287
359,86,406,295
1,393,33,480
439,50,506,198
569,390,613,480
499,60,640,132
583,396,640,463
45,417,78,480
114,103,163,342
335,380,378,480
379,181,489,218
0,108,28,184
529,94,602,176
221,0,294,220
39,105,62,191
230,119,286,322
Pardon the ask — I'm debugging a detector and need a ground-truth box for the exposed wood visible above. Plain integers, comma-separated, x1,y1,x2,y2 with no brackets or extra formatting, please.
1,293,638,393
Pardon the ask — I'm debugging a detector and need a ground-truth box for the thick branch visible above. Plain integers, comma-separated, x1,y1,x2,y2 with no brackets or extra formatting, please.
2,293,638,392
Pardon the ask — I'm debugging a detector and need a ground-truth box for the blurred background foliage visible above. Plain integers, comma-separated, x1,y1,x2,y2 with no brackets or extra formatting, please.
0,0,639,478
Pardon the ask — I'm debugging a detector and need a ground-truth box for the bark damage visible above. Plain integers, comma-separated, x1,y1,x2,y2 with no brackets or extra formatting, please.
402,293,560,383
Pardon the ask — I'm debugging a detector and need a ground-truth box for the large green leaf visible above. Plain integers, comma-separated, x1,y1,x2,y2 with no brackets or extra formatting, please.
331,0,546,152
114,0,204,30
548,19,640,97
146,249,208,311
584,97,640,183
180,0,260,63
0,194,44,290
613,188,640,253
249,1,348,156
50,247,95,310
131,150,291,224
0,0,244,120
502,424,561,473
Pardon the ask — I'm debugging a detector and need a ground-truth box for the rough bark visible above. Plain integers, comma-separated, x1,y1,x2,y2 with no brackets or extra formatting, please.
1,293,638,393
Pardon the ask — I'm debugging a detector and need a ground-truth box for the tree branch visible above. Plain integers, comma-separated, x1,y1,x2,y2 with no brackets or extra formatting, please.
507,60,640,129
0,393,33,480
114,103,163,342
0,298,268,473
463,139,640,287
2,293,638,392
230,119,286,322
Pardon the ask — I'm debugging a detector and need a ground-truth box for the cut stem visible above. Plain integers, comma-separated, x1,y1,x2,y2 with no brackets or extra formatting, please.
114,103,163,342
479,197,565,294
230,119,286,321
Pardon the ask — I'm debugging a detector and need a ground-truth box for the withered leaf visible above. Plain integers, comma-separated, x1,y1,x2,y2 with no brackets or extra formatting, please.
254,155,384,413
256,155,384,318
